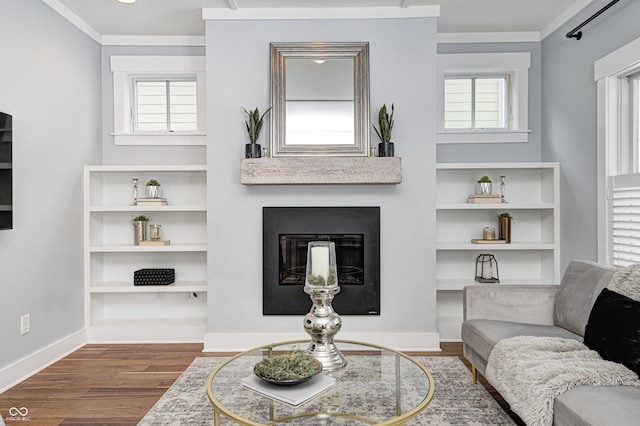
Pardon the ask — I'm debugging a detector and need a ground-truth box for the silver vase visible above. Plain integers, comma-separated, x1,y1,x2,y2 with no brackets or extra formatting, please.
133,220,147,245
477,182,492,195
145,186,161,198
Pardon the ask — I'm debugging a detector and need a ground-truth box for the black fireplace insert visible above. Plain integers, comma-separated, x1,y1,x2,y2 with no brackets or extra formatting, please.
263,207,380,315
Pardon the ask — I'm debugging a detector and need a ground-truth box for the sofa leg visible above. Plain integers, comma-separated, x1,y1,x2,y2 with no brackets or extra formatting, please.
472,365,477,384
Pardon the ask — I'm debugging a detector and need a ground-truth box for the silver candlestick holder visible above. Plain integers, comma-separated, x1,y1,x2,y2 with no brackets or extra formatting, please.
303,286,347,371
302,240,347,371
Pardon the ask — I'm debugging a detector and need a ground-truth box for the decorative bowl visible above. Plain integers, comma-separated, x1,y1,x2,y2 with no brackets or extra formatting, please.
253,352,323,386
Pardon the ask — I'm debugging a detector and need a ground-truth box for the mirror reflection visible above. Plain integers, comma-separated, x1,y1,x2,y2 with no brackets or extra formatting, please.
286,59,354,146
270,42,370,157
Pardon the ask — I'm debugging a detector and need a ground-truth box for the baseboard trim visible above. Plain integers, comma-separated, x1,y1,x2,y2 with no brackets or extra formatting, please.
0,329,87,394
203,332,441,352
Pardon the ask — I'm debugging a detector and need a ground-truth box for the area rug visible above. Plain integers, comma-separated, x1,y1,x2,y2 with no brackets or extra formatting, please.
138,356,515,425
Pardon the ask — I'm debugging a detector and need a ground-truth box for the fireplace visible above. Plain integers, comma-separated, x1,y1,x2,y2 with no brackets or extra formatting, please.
263,207,380,315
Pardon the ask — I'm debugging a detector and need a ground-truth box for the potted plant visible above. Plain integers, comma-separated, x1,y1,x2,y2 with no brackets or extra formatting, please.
498,212,513,242
145,179,161,198
477,176,492,195
242,106,271,159
131,215,151,245
373,103,395,157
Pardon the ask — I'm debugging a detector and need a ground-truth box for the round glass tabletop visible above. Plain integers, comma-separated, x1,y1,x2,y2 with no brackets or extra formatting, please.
207,339,434,425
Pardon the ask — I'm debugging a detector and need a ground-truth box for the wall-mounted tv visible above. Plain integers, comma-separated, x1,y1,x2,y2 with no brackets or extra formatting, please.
0,111,12,230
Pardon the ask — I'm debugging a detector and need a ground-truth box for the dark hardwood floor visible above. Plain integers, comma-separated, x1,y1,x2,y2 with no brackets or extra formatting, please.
0,342,524,425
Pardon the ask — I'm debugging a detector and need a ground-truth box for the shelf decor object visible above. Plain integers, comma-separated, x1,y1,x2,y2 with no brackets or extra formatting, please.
498,212,513,243
475,254,500,283
149,224,162,241
132,178,138,205
303,241,347,371
145,179,161,198
131,215,150,245
476,175,492,195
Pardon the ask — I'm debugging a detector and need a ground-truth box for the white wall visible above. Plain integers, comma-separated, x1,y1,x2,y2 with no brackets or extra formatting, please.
204,18,439,351
0,0,100,376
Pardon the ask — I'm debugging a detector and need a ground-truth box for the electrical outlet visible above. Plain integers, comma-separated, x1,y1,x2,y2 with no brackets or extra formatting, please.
20,314,30,335
185,292,198,300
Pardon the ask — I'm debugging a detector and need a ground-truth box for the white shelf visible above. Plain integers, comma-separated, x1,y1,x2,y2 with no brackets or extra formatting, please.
84,165,207,343
89,280,207,293
437,203,555,210
436,277,554,291
89,205,206,212
85,165,207,172
436,242,556,250
435,162,559,341
89,244,207,253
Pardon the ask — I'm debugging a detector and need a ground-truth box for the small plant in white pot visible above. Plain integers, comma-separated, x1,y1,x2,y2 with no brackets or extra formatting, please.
145,179,161,198
476,176,492,195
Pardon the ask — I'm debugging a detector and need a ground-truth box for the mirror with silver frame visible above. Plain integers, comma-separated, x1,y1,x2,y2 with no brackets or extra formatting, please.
270,42,370,157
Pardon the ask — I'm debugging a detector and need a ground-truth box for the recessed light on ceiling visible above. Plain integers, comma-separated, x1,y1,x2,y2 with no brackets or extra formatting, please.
116,0,136,4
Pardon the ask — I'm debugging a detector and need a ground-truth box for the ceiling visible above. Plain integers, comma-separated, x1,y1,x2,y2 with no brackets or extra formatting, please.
49,0,592,41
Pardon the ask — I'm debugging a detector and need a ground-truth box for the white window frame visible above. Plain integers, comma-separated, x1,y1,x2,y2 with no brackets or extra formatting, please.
436,52,531,144
595,36,640,264
111,56,206,146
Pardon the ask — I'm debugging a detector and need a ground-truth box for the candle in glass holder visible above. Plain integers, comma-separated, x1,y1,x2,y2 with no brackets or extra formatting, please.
305,241,338,287
483,227,495,240
482,262,493,279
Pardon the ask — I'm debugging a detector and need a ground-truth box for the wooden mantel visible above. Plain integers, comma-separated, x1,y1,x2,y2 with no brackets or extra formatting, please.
240,157,402,185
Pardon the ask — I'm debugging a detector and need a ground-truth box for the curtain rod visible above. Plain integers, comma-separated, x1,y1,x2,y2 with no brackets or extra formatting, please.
566,0,620,40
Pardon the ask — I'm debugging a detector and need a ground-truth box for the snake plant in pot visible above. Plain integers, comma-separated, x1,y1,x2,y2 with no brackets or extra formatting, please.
373,103,395,157
242,106,271,158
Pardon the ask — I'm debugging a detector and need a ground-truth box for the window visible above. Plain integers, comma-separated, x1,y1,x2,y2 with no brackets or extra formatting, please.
111,56,206,145
133,79,197,132
595,35,640,265
437,52,530,144
444,75,509,130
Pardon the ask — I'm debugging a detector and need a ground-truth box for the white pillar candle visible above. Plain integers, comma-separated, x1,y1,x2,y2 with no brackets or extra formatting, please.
482,262,492,279
311,246,329,282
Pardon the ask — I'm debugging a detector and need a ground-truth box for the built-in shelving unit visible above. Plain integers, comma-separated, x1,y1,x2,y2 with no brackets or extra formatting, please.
436,162,559,340
84,165,207,342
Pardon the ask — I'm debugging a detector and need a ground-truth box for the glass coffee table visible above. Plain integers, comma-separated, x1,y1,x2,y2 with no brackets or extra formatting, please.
206,339,434,425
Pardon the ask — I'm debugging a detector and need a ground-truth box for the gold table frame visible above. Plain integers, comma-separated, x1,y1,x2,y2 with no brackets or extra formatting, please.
206,339,435,425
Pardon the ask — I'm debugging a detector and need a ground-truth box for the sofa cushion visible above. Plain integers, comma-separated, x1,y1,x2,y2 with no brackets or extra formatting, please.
554,385,640,426
554,260,617,337
584,288,640,376
461,319,581,364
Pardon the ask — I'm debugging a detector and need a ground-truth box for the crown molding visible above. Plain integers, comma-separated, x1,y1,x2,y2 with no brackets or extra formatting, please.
438,32,541,44
101,35,206,46
202,5,440,21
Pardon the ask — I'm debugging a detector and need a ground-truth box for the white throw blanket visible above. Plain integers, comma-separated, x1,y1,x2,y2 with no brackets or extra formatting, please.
485,336,640,426
608,263,640,301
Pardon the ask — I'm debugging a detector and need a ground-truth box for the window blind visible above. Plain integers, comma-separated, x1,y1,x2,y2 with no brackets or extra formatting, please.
611,174,640,266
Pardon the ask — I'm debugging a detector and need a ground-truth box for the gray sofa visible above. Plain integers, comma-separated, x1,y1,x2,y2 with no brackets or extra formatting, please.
461,260,640,426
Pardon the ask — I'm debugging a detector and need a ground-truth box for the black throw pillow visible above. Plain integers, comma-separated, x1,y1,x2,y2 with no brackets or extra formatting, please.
584,288,640,377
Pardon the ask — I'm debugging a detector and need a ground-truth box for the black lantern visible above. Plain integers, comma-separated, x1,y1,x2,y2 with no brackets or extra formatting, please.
475,254,500,283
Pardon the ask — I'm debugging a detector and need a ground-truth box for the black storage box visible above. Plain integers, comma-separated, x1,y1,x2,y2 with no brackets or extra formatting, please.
134,268,175,286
